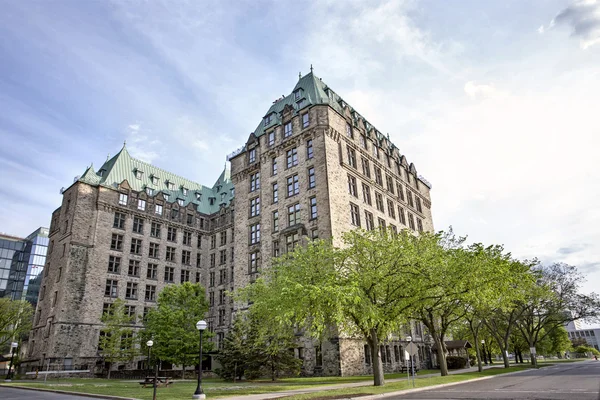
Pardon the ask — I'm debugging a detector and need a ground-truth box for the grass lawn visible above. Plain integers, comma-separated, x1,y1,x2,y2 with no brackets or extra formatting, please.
0,363,574,400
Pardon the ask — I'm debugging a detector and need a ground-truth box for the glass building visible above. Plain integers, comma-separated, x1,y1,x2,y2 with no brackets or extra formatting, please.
0,227,49,308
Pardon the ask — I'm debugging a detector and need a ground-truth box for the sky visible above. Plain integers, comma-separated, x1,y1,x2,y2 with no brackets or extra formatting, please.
0,0,599,293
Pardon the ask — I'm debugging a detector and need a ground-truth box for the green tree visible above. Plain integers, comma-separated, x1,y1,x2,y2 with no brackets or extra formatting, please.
98,299,137,378
0,298,33,352
215,316,248,381
144,282,213,376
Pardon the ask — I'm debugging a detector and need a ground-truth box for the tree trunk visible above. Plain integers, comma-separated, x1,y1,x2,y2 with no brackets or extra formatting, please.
369,329,385,386
431,335,448,376
182,364,186,379
519,352,523,363
501,348,509,368
475,342,483,372
107,362,111,379
271,359,275,381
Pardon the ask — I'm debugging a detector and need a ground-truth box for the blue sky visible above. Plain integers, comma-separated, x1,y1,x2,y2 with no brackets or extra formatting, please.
1,0,599,292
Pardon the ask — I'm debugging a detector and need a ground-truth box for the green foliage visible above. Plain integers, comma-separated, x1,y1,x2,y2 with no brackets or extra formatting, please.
215,316,248,381
0,298,33,352
574,345,600,356
144,282,213,369
98,299,137,378
446,356,467,369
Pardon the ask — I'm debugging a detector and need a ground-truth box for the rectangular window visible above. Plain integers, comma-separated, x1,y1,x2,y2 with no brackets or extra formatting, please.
272,183,279,203
286,233,299,253
308,167,316,189
105,279,118,297
307,139,314,159
147,263,157,280
145,285,156,301
150,222,161,238
288,203,300,226
388,199,396,219
408,212,416,230
397,183,405,201
182,250,191,265
181,269,190,282
210,235,216,249
250,223,261,245
166,246,175,262
268,131,275,146
110,234,123,251
346,123,353,138
348,174,358,197
362,183,372,205
361,157,371,178
164,266,175,282
137,199,146,211
287,174,299,197
386,175,395,194
284,122,292,138
119,193,128,206
128,260,140,277
210,254,215,268
209,272,215,287
390,224,397,234
365,211,374,230
272,158,278,175
309,197,317,219
250,172,260,192
146,187,154,196
398,206,406,225
417,218,424,232
167,227,177,242
286,148,298,168
220,231,227,246
130,238,142,254
218,309,226,326
133,217,144,234
113,212,126,229
249,148,256,164
374,167,383,186
350,203,361,227
125,305,136,320
273,240,280,257
416,197,423,213
126,282,138,299
302,113,309,128
182,231,191,246
155,204,163,216
347,146,357,168
209,291,215,305
108,256,120,273
360,135,368,149
375,192,384,212
196,253,202,268
373,144,380,159
407,190,414,207
250,197,261,217
273,211,279,232
378,217,386,230
249,252,259,273
219,249,227,265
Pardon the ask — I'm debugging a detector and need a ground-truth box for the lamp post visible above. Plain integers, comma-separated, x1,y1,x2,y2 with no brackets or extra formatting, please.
5,342,18,382
406,336,415,387
193,320,207,400
146,340,153,378
481,340,487,365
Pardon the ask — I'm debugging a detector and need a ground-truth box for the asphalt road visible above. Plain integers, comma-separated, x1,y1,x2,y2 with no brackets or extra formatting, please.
390,361,600,400
0,386,97,399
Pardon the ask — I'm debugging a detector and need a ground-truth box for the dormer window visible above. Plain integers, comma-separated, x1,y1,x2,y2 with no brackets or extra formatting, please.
146,187,154,196
177,198,184,206
151,176,159,185
264,113,274,126
195,192,202,201
249,148,256,164
221,193,226,201
166,181,175,190
164,193,170,201
294,89,302,100
98,169,106,177
182,187,188,196
209,198,215,206
230,187,235,197
135,169,143,179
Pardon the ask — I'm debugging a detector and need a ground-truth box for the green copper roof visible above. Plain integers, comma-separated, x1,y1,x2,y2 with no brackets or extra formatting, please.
78,145,233,215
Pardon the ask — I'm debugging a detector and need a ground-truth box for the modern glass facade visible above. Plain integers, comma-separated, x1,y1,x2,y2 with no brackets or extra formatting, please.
0,227,48,308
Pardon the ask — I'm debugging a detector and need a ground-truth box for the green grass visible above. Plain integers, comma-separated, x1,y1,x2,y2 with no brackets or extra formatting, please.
0,363,574,400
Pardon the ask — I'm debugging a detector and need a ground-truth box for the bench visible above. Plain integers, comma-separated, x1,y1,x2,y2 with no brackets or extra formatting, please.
140,376,172,388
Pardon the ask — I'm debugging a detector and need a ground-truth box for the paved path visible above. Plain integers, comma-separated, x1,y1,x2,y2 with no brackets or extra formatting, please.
388,360,600,399
0,385,98,399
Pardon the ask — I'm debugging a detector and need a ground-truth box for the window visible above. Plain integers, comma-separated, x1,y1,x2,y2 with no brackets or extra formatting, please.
268,131,275,146
177,198,184,206
181,269,190,282
183,231,192,246
416,197,423,213
210,235,216,249
249,252,259,273
346,123,353,138
218,309,226,326
125,305,136,320
272,183,279,203
348,174,358,197
294,89,302,100
250,197,261,217
365,211,375,230
126,282,138,299
408,213,416,230
108,256,120,273
375,192,384,212
308,167,316,189
374,167,383,185
219,268,227,284
378,218,386,230
182,250,191,265
119,193,128,206
150,222,161,238
209,272,215,287
264,113,274,125
373,144,380,159
130,238,142,254
105,280,118,297
360,135,368,149
219,250,227,265
272,211,279,232
164,266,175,282
286,233,299,253
210,253,216,268
286,148,298,168
151,176,159,185
111,234,123,251
272,158,278,175
309,197,317,219
145,285,156,301
164,193,170,201
209,291,215,305
362,183,372,205
347,146,357,168
361,157,371,178
417,218,424,232
302,113,309,128
388,199,396,219
250,223,261,244
135,170,143,179
133,217,144,234
397,183,405,201
167,227,177,242
250,172,260,192
137,199,146,211
284,122,292,138
196,253,202,267
249,148,257,164
220,231,227,246
273,240,280,257
398,206,406,225
146,187,154,196
128,260,140,276
307,139,314,159
155,204,163,216
350,203,361,227
166,246,175,262
287,174,299,197
147,263,157,280
113,212,126,229
386,175,395,194
197,235,202,248
390,224,397,234
288,203,300,226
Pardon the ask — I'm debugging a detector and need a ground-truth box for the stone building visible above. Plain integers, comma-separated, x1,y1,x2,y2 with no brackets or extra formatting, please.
23,71,435,375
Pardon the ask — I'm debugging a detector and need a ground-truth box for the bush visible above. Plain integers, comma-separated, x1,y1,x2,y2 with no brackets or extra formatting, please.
574,345,600,356
446,356,468,369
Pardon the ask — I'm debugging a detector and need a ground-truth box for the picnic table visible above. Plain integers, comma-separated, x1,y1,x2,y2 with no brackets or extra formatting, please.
140,376,172,388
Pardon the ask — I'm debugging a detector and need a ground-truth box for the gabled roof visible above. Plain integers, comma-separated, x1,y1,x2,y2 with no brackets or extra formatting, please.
77,144,233,214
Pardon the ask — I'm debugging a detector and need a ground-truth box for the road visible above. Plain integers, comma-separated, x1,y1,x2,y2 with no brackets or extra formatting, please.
0,386,98,399
390,360,600,399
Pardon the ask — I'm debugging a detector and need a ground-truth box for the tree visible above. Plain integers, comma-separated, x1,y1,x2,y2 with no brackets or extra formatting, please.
144,282,213,376
215,316,248,381
0,298,33,352
237,229,455,386
98,299,137,378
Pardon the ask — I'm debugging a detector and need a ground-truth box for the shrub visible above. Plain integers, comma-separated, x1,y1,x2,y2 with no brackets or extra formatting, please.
446,356,467,369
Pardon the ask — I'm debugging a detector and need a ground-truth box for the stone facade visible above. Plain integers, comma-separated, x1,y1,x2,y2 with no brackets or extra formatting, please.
24,71,435,376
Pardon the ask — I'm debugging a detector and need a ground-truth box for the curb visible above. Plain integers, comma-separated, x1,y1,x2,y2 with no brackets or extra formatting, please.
0,384,139,400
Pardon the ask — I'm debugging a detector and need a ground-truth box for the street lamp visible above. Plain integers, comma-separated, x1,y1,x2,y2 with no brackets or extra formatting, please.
193,320,208,400
146,340,153,378
406,336,415,387
5,342,18,382
481,340,488,365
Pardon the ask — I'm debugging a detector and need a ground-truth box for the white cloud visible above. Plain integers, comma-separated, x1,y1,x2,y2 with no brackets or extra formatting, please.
463,81,506,100
538,25,545,34
551,0,600,49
